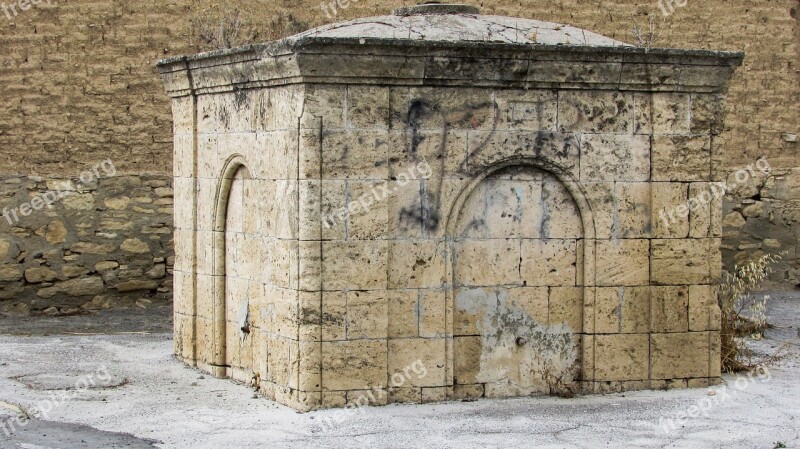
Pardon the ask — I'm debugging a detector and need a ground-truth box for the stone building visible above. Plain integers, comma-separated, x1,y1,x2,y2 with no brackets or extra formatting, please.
159,4,741,410
0,0,796,317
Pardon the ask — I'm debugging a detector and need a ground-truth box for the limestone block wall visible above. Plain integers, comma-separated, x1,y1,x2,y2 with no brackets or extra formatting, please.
170,85,308,406
286,84,726,408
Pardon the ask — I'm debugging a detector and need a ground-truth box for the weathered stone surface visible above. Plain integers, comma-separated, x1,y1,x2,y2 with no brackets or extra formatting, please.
723,211,746,228
62,265,90,278
0,265,23,282
0,238,10,260
688,285,721,332
36,277,105,298
595,239,650,286
121,239,151,254
651,286,689,332
651,332,711,379
321,340,387,391
651,239,721,285
115,280,159,293
593,334,649,381
95,261,120,273
558,91,633,134
104,197,131,210
45,221,68,244
71,242,116,255
652,135,711,182
146,264,167,279
24,267,58,284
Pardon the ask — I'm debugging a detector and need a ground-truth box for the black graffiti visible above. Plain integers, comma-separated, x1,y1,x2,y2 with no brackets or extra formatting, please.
397,97,499,233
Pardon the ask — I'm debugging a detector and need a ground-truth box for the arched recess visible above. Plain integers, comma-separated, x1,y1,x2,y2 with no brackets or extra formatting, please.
209,154,253,378
442,156,597,398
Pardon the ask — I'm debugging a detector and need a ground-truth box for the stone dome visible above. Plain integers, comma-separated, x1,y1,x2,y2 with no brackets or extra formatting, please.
291,3,629,47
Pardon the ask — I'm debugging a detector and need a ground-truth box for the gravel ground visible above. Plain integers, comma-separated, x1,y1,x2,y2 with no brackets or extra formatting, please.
0,293,797,449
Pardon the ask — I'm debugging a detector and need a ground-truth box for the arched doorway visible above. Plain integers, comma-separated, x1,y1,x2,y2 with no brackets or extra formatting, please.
211,156,257,383
448,163,587,399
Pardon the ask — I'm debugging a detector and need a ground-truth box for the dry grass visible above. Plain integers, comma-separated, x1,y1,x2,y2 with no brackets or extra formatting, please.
193,3,309,51
719,251,788,372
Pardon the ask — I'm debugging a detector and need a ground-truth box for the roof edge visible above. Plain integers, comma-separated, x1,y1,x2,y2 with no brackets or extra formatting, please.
157,37,744,98
158,36,744,68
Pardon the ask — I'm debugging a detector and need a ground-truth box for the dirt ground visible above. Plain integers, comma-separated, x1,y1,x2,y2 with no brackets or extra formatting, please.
0,294,798,449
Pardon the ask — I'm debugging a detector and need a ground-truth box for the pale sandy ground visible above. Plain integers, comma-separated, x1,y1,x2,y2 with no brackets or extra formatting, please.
0,293,798,449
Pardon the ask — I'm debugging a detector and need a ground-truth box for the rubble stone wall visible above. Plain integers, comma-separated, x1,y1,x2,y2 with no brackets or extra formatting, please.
0,172,174,315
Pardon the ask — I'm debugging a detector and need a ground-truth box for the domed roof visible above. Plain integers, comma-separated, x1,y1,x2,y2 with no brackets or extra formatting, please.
291,3,629,47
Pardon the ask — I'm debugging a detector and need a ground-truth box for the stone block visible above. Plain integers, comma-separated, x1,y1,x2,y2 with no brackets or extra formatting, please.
593,287,621,334
465,131,581,181
651,286,689,333
388,338,446,387
632,94,652,135
387,289,418,338
615,182,651,238
594,334,649,381
549,286,583,331
321,340,388,391
690,94,725,135
347,290,388,340
542,176,583,239
453,336,482,385
558,91,633,134
580,134,650,182
301,85,346,130
347,86,390,130
652,135,711,182
688,182,722,238
494,89,558,131
419,289,446,338
520,239,577,287
0,265,23,282
620,287,650,334
320,130,390,180
652,182,690,238
456,239,520,287
688,285,721,332
651,93,690,134
421,386,451,403
388,240,446,289
387,130,466,181
651,239,721,285
346,180,390,240
321,240,388,291
505,286,549,325
651,332,711,379
595,239,650,286
321,291,347,341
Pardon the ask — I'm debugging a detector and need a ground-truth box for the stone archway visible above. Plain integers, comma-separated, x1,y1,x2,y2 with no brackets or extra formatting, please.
444,159,595,399
211,155,257,382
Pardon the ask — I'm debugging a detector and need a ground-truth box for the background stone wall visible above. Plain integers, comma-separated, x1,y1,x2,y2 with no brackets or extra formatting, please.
0,173,173,316
0,0,797,314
